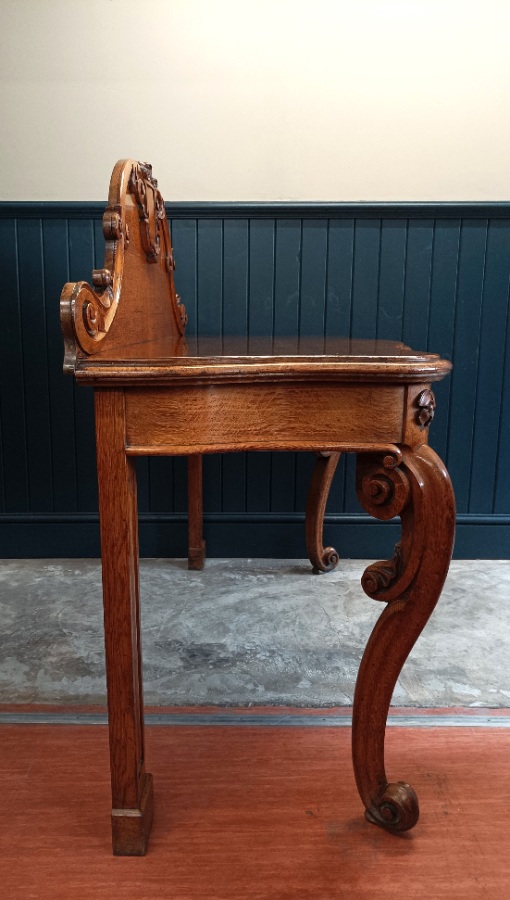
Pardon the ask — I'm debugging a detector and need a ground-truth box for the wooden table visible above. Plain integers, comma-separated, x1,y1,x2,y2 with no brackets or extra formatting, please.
61,161,455,855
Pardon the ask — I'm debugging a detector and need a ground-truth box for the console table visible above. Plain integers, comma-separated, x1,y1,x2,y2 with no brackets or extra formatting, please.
61,160,455,855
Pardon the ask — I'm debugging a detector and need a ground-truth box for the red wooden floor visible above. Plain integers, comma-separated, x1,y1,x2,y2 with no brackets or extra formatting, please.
1,714,509,899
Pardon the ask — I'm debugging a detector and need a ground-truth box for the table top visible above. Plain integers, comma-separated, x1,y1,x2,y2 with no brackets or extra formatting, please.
76,335,452,386
61,161,452,391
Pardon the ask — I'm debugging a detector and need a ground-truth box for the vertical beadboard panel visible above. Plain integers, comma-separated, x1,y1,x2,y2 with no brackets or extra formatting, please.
493,293,510,514
402,220,435,350
295,221,329,517
171,218,198,338
244,220,275,512
273,219,301,337
247,219,275,337
43,219,78,512
171,456,189,514
220,220,249,513
446,221,489,512
0,219,29,513
0,392,4,511
1,204,509,557
469,221,510,512
222,219,249,336
196,219,223,513
376,219,407,342
299,220,328,338
16,220,53,511
323,219,355,514
427,219,461,465
324,219,354,338
197,219,223,336
344,220,381,514
350,219,380,340
67,219,98,513
271,220,301,515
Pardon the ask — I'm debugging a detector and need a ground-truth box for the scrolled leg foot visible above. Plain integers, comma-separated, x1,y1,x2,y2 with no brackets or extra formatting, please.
365,781,419,832
352,445,455,833
305,451,341,574
313,546,339,574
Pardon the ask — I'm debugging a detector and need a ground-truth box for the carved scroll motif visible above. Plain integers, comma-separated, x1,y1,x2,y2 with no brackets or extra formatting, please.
356,454,409,522
128,161,188,330
361,542,402,599
60,159,187,371
60,200,127,366
356,453,413,605
128,162,164,263
75,204,128,343
353,445,456,833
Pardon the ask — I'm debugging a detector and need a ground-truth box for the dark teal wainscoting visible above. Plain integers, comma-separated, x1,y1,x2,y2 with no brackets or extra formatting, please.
1,202,509,558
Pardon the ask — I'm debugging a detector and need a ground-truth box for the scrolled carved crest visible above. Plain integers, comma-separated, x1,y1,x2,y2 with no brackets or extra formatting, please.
60,159,187,371
356,453,412,604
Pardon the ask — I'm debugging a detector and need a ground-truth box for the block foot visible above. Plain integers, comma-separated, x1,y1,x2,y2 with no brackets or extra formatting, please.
111,773,154,856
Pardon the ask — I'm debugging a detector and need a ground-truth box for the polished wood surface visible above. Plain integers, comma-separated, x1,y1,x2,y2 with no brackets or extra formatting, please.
60,160,186,374
61,160,455,854
187,454,206,570
95,389,153,854
2,720,509,899
305,452,341,573
76,336,451,384
354,445,455,830
124,383,407,453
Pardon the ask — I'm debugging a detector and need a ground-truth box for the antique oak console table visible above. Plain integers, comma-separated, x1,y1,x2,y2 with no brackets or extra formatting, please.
61,160,455,855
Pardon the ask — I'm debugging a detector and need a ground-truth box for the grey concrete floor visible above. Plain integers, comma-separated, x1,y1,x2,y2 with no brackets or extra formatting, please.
1,558,509,707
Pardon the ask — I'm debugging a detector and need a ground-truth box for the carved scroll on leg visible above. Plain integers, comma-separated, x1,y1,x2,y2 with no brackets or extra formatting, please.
305,451,341,573
352,445,455,832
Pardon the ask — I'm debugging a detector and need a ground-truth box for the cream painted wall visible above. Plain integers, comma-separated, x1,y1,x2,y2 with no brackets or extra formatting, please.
1,0,509,200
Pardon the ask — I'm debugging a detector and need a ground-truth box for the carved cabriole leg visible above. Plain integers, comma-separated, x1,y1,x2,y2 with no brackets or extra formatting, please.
188,454,206,570
95,389,153,856
305,451,341,573
352,444,455,832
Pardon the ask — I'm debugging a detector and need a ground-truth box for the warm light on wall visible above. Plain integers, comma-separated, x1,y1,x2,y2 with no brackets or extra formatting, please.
1,0,509,200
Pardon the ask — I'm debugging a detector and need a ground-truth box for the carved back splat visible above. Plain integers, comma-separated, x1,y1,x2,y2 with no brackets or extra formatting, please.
60,159,187,372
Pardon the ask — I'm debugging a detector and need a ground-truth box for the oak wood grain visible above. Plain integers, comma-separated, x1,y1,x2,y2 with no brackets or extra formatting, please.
61,160,455,855
125,384,406,453
187,454,206,570
95,389,153,854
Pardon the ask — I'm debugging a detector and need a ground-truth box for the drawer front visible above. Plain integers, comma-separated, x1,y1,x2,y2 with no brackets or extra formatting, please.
125,382,405,454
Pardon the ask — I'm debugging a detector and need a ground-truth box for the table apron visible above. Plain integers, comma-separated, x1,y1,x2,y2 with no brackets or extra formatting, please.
123,382,409,454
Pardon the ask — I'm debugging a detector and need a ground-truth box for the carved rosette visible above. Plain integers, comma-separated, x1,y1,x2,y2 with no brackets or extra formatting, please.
416,389,436,428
